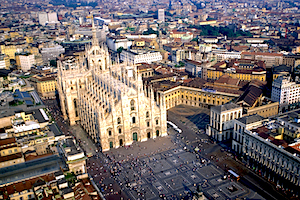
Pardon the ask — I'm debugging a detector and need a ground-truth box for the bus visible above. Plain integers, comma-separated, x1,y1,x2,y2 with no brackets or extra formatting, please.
228,170,240,181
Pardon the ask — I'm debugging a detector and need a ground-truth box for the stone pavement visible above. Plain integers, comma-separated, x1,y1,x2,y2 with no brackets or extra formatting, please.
108,136,176,162
104,129,265,200
65,104,269,200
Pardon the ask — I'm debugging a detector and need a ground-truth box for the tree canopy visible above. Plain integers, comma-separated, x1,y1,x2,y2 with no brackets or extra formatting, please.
189,25,252,38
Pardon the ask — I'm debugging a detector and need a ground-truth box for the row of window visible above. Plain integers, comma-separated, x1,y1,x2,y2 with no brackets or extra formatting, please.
109,118,159,136
1,148,18,156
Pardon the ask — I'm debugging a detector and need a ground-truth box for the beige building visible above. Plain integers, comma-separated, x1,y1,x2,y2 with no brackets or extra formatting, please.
137,64,154,78
15,53,35,72
241,52,283,67
30,75,56,99
206,103,243,141
57,23,167,151
0,137,25,168
236,85,279,118
0,45,17,60
60,137,87,175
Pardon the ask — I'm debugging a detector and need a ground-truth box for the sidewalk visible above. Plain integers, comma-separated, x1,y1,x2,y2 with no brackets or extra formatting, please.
107,135,176,162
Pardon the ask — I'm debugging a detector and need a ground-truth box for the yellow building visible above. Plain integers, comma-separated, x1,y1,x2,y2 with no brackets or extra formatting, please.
207,59,266,81
30,75,57,99
0,137,25,168
137,64,154,78
155,77,242,110
9,32,20,38
1,45,17,59
199,20,217,26
163,86,239,110
25,36,33,44
0,27,10,32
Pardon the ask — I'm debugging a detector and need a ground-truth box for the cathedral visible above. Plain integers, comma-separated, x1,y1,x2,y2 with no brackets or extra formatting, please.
57,22,167,151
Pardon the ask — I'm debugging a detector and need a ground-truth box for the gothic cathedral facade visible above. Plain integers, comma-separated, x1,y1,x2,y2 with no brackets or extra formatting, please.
57,23,167,151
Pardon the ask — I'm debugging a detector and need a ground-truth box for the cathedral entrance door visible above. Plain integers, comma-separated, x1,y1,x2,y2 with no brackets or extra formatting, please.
156,130,159,137
109,142,113,148
147,132,151,138
133,132,138,141
119,139,123,146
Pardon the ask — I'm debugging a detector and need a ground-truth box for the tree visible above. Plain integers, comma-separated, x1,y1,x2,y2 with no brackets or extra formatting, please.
50,60,57,67
179,61,185,67
117,47,124,54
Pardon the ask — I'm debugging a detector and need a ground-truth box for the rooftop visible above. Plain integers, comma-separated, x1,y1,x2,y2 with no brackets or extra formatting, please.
212,103,241,113
237,114,265,125
0,154,64,186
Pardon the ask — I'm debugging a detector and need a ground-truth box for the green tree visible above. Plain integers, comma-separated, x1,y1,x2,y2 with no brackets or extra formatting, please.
179,61,185,67
117,47,124,54
50,60,57,67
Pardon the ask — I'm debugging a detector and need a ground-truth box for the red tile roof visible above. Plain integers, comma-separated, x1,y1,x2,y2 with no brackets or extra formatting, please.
241,52,283,57
0,138,16,146
0,173,55,199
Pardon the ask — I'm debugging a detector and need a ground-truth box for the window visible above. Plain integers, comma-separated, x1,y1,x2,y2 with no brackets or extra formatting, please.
119,128,122,134
156,119,159,125
130,100,135,111
147,121,150,127
108,130,112,136
117,117,121,124
132,117,136,124
9,150,12,154
14,149,17,152
146,111,149,118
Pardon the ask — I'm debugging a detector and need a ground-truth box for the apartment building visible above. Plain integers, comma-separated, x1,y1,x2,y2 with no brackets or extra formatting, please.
183,59,211,79
207,59,266,81
271,76,300,106
0,137,24,168
241,52,283,67
0,54,10,69
30,74,57,99
206,103,243,141
16,53,35,72
236,85,279,118
106,35,132,51
120,50,162,64
232,114,300,189
212,50,241,62
0,45,17,60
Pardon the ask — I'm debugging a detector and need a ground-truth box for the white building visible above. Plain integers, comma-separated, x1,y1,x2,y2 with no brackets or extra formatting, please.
271,76,300,105
17,54,35,72
212,50,241,62
158,9,165,22
232,115,300,188
48,12,58,23
120,50,162,64
183,59,211,79
106,35,133,51
38,12,48,26
0,54,8,69
40,45,65,63
0,60,5,69
206,103,243,141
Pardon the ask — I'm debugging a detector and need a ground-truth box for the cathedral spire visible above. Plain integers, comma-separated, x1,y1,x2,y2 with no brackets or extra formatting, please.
91,16,99,47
